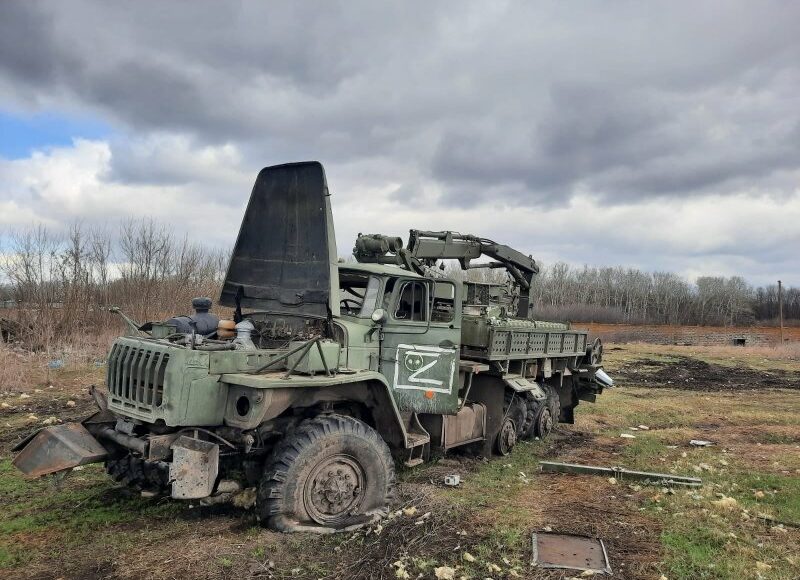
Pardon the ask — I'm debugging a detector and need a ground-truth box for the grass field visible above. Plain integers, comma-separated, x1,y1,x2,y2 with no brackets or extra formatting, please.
0,342,798,579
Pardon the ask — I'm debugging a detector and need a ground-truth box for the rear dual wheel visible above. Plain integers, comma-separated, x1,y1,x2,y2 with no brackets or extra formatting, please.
521,386,560,441
257,414,394,532
496,392,527,455
533,405,555,439
495,416,517,456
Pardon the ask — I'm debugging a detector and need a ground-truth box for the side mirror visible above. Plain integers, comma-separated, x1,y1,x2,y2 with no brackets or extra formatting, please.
371,308,388,324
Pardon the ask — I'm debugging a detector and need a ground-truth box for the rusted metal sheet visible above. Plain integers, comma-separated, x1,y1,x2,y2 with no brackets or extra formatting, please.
147,433,179,460
532,532,612,574
12,423,108,477
442,403,485,449
169,436,219,499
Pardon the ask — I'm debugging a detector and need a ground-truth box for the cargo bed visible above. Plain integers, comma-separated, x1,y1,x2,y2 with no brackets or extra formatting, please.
460,316,588,361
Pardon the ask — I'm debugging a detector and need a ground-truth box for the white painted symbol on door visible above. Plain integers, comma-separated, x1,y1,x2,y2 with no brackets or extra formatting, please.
394,344,456,394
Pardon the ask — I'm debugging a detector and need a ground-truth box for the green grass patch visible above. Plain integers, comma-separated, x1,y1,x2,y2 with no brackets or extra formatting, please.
731,472,800,523
621,435,668,465
0,459,184,570
662,524,733,579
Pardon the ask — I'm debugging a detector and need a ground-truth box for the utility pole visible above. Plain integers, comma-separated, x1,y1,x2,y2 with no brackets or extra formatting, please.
778,280,784,345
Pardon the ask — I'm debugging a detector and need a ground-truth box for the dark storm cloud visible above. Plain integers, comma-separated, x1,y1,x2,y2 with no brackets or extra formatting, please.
0,2,81,86
2,0,800,208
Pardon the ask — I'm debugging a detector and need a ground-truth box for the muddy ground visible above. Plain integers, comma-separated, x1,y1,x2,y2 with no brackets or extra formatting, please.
613,353,800,391
1,342,799,579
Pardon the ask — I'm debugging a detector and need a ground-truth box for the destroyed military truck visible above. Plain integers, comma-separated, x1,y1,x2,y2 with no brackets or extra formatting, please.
13,161,613,532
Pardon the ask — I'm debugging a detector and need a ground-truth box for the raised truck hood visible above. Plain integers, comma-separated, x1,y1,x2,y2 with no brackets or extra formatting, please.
220,161,340,318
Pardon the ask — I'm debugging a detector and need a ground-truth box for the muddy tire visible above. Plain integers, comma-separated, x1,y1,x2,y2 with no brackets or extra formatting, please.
533,406,554,439
521,393,539,440
495,416,517,455
504,391,527,438
534,384,561,440
257,414,395,532
106,454,169,492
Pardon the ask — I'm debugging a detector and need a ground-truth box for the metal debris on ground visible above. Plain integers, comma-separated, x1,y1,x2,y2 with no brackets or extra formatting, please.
689,439,713,447
756,513,800,529
539,461,702,487
531,532,612,575
443,474,461,486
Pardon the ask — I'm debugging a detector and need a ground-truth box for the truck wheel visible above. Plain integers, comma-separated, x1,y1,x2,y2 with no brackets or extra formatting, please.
495,417,517,455
504,392,527,437
257,414,395,532
496,392,524,455
521,394,539,440
533,406,554,439
534,384,561,440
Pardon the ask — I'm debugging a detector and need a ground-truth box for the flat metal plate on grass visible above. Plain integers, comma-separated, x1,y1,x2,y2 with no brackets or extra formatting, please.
531,532,612,575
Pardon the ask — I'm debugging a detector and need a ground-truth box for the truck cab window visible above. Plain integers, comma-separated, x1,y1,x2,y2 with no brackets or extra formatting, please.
395,281,427,321
338,271,380,318
431,281,455,323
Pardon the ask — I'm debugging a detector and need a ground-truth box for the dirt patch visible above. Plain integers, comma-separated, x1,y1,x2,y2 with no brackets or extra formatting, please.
0,395,95,453
10,482,487,580
502,473,663,579
614,355,800,391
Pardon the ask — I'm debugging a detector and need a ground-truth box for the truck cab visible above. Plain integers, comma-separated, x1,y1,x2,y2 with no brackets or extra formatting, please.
336,264,462,414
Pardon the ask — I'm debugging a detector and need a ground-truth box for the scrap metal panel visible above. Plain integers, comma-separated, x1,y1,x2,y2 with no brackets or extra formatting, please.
532,532,612,574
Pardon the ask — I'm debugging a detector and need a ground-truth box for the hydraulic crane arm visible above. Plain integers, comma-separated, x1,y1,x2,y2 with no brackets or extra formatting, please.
353,230,539,318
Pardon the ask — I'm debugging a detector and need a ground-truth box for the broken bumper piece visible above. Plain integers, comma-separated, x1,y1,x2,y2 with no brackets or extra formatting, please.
12,423,109,477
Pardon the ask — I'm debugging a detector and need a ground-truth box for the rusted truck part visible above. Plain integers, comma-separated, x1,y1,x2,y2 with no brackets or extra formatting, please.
13,161,612,532
12,423,108,477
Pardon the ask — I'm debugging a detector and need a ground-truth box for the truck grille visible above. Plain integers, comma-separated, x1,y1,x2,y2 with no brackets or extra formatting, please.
107,342,170,412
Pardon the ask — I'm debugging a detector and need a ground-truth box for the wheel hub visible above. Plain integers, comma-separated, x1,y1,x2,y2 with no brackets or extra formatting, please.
536,407,554,438
497,418,517,455
304,455,365,525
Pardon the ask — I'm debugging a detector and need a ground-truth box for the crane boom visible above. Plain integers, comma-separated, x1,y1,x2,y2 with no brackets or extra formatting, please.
353,230,539,318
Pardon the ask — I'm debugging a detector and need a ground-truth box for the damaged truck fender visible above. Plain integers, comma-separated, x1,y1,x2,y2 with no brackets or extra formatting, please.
219,374,410,450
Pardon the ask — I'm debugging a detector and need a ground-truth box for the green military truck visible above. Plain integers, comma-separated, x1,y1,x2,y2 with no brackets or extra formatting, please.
13,162,612,532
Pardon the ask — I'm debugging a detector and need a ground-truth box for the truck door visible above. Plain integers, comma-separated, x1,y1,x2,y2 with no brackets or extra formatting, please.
380,278,461,414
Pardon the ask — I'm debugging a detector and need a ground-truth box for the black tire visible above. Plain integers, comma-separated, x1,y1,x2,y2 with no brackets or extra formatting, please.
586,338,603,365
496,391,525,455
106,454,169,492
534,384,561,440
504,391,527,438
258,414,395,532
521,393,539,440
533,406,554,439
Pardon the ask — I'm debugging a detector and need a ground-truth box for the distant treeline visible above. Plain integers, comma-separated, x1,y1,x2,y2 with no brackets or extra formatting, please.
528,263,798,326
0,221,226,349
1,222,797,350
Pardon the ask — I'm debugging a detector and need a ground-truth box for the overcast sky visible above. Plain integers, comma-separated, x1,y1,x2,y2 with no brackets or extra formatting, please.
1,1,798,286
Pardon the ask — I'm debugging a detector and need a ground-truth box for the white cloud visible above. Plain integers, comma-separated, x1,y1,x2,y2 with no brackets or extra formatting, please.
0,139,246,246
1,2,799,289
1,137,798,288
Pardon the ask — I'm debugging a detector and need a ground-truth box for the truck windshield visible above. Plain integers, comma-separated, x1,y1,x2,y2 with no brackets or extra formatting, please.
358,276,380,318
339,271,381,318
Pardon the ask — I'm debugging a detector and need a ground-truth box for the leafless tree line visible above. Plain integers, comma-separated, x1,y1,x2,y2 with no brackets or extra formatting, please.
1,220,227,349
530,262,798,326
2,221,796,351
